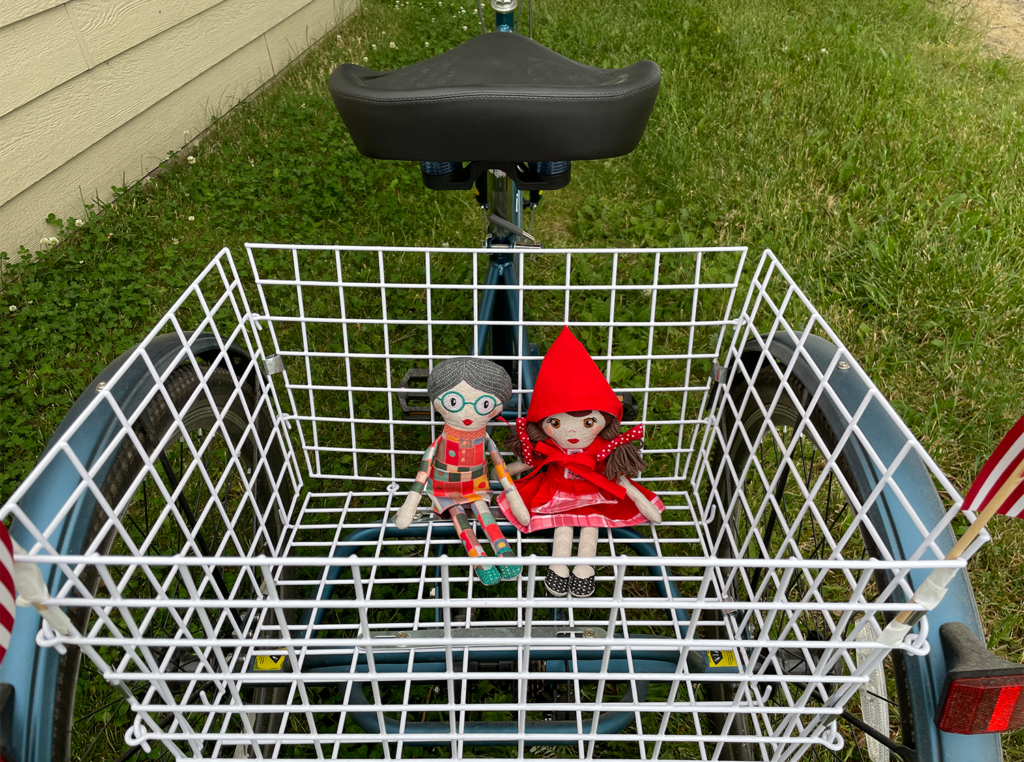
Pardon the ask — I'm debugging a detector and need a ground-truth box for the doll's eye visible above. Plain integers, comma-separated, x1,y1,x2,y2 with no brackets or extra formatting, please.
584,418,598,429
475,396,495,414
442,393,464,412
548,418,561,429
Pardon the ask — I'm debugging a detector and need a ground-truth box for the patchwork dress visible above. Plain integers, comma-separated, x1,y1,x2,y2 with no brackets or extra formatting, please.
412,425,513,560
423,427,496,512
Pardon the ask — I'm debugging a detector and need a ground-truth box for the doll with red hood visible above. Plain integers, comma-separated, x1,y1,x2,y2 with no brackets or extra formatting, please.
497,327,665,598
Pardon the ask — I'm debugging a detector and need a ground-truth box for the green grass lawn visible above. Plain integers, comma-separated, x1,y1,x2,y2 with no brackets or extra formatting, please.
2,0,1024,757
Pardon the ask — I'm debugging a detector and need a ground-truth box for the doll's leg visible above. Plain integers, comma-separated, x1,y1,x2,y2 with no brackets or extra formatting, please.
569,526,598,598
470,501,521,580
544,526,574,597
448,505,500,586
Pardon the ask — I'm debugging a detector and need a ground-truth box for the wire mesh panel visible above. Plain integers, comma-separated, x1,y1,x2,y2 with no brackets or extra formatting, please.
1,246,977,761
694,252,984,759
243,245,748,491
0,249,302,759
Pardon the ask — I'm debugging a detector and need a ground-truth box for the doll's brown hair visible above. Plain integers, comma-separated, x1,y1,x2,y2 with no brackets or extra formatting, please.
508,410,647,482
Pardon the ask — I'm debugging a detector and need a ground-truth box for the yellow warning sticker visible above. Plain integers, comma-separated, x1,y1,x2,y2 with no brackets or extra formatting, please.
255,654,287,671
706,650,738,668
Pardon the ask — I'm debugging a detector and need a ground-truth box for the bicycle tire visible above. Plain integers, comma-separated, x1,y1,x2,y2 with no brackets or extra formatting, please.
50,364,290,762
708,364,915,762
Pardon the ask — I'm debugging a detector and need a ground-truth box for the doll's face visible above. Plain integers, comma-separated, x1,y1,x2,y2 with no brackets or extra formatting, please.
542,410,604,450
432,380,502,431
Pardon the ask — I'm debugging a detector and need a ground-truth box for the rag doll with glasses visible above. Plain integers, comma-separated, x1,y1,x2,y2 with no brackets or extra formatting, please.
394,357,530,586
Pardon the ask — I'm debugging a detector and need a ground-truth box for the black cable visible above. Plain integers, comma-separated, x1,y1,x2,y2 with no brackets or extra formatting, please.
475,0,486,33
840,710,917,761
487,213,536,242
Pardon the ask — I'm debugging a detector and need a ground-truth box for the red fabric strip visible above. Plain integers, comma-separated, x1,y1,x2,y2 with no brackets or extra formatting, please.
962,413,1024,513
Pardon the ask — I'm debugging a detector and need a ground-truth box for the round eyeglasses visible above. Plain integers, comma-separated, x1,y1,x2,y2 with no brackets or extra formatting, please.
438,391,499,416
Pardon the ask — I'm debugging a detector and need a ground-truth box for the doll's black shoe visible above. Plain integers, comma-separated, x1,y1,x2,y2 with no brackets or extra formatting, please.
569,572,596,598
545,568,570,597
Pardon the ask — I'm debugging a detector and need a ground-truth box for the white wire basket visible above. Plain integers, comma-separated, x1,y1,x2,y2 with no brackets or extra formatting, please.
2,246,977,761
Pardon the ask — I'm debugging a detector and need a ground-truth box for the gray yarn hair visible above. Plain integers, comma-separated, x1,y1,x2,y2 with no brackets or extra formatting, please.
428,357,513,406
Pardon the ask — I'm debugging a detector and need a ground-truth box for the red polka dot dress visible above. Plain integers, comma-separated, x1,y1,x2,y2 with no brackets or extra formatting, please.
497,424,665,531
495,326,666,532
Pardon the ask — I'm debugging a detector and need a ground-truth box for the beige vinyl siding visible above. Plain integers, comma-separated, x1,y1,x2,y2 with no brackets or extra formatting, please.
0,0,358,263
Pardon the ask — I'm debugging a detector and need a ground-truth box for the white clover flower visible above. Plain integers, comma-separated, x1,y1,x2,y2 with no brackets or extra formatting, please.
363,56,369,61
463,24,467,30
372,43,377,49
820,48,828,55
337,34,343,41
425,41,430,47
188,215,195,221
74,218,84,227
390,41,396,48
172,238,180,245
9,305,17,313
187,155,196,165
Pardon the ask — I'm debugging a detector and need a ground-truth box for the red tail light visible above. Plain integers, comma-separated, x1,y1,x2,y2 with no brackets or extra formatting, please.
938,622,1024,735
938,674,1024,733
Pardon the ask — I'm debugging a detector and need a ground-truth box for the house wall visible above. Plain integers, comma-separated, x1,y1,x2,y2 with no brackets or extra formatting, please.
0,0,358,262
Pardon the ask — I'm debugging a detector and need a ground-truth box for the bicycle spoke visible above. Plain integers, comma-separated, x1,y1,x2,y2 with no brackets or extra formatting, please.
76,695,130,723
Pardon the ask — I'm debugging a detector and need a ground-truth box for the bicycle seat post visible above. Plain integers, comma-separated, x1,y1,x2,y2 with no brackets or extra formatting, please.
491,0,516,33
486,168,521,247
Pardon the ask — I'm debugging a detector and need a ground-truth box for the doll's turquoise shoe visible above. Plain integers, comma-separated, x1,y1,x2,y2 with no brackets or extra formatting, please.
474,564,502,586
495,551,522,581
487,536,522,580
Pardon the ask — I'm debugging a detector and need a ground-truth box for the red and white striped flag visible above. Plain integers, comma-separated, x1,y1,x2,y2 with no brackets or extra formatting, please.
961,413,1024,518
0,523,15,665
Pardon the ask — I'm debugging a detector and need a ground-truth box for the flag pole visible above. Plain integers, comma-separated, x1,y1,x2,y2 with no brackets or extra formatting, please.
892,457,1024,628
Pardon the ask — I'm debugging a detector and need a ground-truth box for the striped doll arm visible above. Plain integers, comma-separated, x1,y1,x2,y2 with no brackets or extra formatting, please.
487,435,530,525
410,440,439,495
485,436,516,496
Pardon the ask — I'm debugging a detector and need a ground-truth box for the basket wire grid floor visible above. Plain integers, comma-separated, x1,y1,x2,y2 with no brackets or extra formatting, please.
0,245,979,761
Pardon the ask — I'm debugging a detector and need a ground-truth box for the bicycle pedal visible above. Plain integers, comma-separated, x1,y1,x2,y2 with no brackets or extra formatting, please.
397,368,431,419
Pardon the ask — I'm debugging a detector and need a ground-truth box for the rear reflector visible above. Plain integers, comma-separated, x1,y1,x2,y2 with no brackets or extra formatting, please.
938,674,1024,734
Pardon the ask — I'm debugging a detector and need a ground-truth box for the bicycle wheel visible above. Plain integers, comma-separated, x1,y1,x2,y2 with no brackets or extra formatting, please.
708,363,913,762
51,363,290,762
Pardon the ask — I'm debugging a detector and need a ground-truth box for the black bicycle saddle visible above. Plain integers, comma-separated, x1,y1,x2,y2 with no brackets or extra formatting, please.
329,32,661,163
